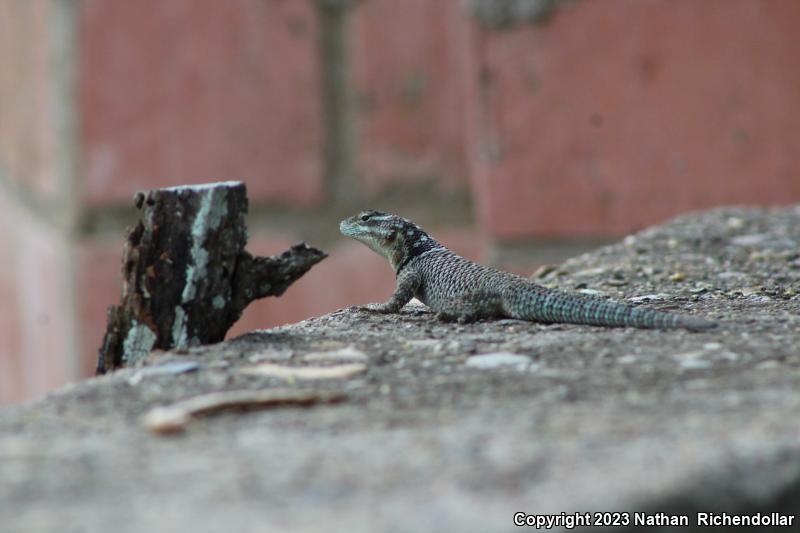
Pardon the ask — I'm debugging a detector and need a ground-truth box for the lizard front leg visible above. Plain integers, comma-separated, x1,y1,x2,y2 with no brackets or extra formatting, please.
359,268,420,314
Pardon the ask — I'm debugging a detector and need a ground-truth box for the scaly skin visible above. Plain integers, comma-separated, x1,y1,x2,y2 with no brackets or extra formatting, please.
340,210,717,331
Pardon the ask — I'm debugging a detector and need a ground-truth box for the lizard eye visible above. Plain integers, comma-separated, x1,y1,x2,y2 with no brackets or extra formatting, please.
360,214,371,222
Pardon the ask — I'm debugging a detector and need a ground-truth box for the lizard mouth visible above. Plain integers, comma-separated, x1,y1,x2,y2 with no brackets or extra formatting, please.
339,219,355,236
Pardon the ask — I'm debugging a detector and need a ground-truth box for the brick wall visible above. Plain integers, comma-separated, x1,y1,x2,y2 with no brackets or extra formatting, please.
2,0,799,403
468,0,800,238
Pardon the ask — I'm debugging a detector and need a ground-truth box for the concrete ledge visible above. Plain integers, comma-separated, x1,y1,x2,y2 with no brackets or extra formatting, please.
1,206,799,532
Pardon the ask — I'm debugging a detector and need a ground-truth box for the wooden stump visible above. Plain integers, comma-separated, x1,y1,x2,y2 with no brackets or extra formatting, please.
97,182,327,374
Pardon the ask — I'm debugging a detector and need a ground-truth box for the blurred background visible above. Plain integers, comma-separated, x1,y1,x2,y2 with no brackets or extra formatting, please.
1,0,799,404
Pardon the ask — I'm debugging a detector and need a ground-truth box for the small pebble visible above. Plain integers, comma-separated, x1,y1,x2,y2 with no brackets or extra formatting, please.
143,407,191,434
628,293,671,303
531,264,557,278
126,361,201,386
730,234,768,246
669,272,686,282
739,287,762,297
726,217,745,229
718,271,747,279
680,358,712,369
405,339,443,349
466,352,532,370
578,288,606,297
573,267,607,277
303,347,368,362
248,349,293,363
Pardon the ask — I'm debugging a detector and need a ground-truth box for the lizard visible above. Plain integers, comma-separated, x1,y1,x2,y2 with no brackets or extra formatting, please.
340,210,717,331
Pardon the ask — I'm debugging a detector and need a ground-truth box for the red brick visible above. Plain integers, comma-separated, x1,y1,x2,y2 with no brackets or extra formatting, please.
351,0,472,193
0,196,23,403
80,0,323,206
470,0,800,239
0,0,61,200
0,198,80,403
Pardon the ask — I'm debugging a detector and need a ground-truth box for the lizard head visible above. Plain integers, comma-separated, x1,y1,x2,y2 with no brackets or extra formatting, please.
340,210,435,271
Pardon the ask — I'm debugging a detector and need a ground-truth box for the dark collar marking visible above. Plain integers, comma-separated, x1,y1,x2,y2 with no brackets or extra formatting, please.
395,227,441,274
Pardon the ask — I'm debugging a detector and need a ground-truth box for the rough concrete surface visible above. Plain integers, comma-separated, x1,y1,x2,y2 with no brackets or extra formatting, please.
2,206,799,533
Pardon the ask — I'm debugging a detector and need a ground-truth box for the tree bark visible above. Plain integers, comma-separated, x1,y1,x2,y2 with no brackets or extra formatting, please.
97,182,327,374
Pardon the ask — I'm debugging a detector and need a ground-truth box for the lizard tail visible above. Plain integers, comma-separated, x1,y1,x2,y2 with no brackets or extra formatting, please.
504,284,717,331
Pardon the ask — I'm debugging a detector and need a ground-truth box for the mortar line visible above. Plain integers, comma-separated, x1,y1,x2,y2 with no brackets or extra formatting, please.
318,1,357,202
51,0,82,381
